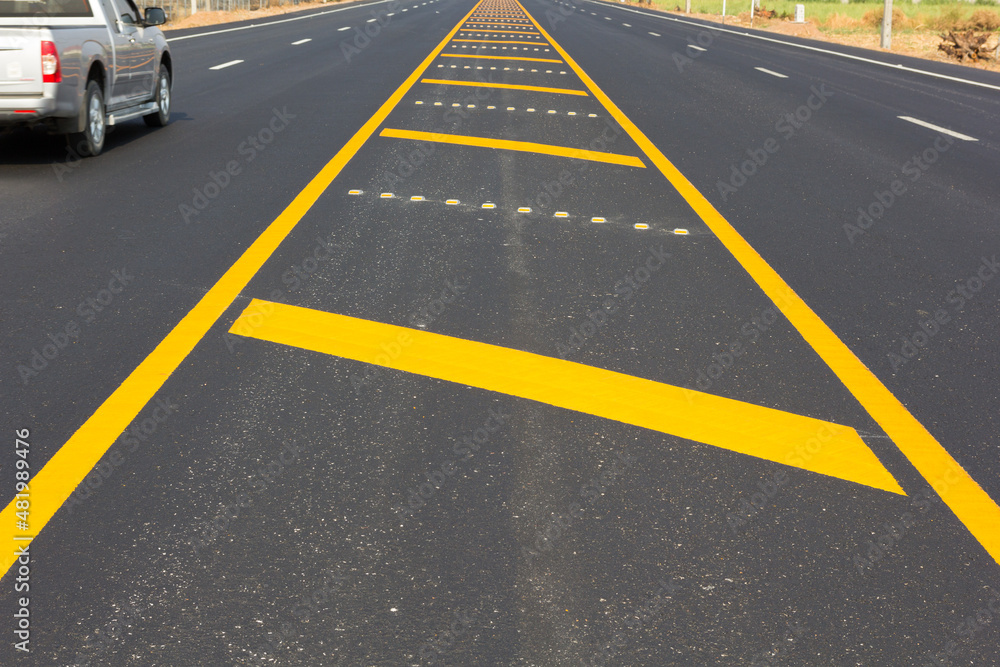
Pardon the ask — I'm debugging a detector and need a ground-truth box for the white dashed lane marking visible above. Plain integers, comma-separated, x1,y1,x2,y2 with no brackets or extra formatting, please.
755,66,788,78
897,116,979,141
209,60,243,70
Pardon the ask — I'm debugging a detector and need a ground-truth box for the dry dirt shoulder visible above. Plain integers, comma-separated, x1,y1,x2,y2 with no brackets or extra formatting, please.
637,4,1000,73
163,0,375,32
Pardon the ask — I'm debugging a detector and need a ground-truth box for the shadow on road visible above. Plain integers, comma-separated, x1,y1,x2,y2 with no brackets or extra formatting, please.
0,112,193,166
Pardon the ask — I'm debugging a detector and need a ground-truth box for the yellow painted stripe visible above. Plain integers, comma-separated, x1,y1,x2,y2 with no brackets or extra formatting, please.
441,53,563,63
379,128,645,168
420,78,586,96
515,0,1000,564
0,0,490,579
230,301,903,494
452,39,550,45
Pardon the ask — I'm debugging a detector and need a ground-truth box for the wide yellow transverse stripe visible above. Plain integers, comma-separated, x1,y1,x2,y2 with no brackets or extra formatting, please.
420,79,585,95
230,300,903,495
380,128,645,167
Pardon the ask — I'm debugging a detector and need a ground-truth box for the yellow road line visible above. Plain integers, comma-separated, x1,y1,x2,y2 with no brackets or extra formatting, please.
420,78,587,96
230,301,903,494
380,128,645,167
514,0,1000,565
441,53,563,63
0,0,490,579
452,39,549,45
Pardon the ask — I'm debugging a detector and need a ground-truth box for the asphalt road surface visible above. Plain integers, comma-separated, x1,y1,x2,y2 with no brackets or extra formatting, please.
2,0,1000,664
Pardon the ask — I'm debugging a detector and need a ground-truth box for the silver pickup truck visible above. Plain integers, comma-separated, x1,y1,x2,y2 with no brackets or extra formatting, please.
0,0,171,156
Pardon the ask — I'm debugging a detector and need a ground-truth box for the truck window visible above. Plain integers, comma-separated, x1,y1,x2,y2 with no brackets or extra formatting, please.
0,0,94,17
110,0,136,24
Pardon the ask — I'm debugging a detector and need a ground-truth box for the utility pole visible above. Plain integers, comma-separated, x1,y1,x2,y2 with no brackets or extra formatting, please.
880,0,892,49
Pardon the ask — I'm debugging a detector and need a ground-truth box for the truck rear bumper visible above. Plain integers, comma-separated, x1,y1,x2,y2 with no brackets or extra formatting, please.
0,95,59,125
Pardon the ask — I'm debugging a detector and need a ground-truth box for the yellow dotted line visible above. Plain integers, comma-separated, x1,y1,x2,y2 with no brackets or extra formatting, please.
414,100,596,117
451,44,552,53
346,190,688,233
436,63,567,74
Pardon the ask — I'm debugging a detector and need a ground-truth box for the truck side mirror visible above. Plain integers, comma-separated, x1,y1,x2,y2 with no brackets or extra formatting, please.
144,7,166,25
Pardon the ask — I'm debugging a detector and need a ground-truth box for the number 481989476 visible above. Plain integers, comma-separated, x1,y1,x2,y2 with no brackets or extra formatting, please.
14,429,30,529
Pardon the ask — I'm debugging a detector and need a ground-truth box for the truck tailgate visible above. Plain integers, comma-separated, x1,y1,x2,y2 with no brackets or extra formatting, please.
0,29,43,96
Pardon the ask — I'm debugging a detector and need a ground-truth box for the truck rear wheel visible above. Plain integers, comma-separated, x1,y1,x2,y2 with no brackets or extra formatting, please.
69,81,106,157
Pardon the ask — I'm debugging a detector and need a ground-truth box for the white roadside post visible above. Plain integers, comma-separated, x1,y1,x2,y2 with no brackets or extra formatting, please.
881,0,893,49
685,0,690,13
722,0,726,23
191,0,197,14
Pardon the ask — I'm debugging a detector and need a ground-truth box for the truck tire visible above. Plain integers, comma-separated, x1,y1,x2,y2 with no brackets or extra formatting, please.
69,80,106,158
143,68,171,127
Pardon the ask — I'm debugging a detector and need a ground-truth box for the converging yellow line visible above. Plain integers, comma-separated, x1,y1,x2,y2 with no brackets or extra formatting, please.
379,128,645,168
420,78,586,96
229,301,903,494
0,0,491,579
514,0,1000,566
441,53,563,63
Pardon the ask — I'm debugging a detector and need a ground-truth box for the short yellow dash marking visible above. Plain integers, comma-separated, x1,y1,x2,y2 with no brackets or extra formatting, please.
420,79,588,96
527,107,536,112
410,195,425,201
230,301,904,494
348,189,363,195
434,101,443,106
588,113,597,117
567,111,577,116
507,106,515,110
415,100,424,104
446,199,460,205
452,103,461,107
379,128,646,168
381,193,394,198
482,202,496,209
518,207,532,213
674,228,690,235
468,104,476,108
634,223,649,229
591,217,606,223
554,211,569,218
487,105,496,109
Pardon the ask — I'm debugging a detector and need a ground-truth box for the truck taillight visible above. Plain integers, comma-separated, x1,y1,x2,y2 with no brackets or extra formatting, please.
41,41,60,83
